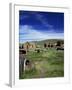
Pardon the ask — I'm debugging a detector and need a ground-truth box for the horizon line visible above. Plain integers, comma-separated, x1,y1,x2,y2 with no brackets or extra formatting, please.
19,38,64,44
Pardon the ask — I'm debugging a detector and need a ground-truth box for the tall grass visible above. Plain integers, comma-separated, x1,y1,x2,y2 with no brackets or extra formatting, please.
19,48,64,79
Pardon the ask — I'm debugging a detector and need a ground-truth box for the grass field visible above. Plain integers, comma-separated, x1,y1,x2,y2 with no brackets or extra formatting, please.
19,47,64,79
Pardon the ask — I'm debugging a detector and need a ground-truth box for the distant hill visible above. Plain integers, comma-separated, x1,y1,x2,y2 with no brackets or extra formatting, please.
31,39,64,46
19,39,64,47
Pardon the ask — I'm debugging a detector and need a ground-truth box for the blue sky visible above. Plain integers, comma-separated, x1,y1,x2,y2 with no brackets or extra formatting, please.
19,10,64,43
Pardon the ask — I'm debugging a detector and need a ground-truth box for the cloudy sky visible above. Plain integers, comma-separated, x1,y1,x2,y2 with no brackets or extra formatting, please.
19,10,64,43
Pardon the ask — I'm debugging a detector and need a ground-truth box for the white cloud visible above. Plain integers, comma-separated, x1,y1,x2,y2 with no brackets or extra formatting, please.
19,25,64,43
35,13,53,28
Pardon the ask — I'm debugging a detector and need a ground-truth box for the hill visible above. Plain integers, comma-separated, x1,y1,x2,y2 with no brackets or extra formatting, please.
32,39,64,46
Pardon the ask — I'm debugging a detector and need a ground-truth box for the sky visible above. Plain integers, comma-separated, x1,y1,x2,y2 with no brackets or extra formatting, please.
19,10,64,43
